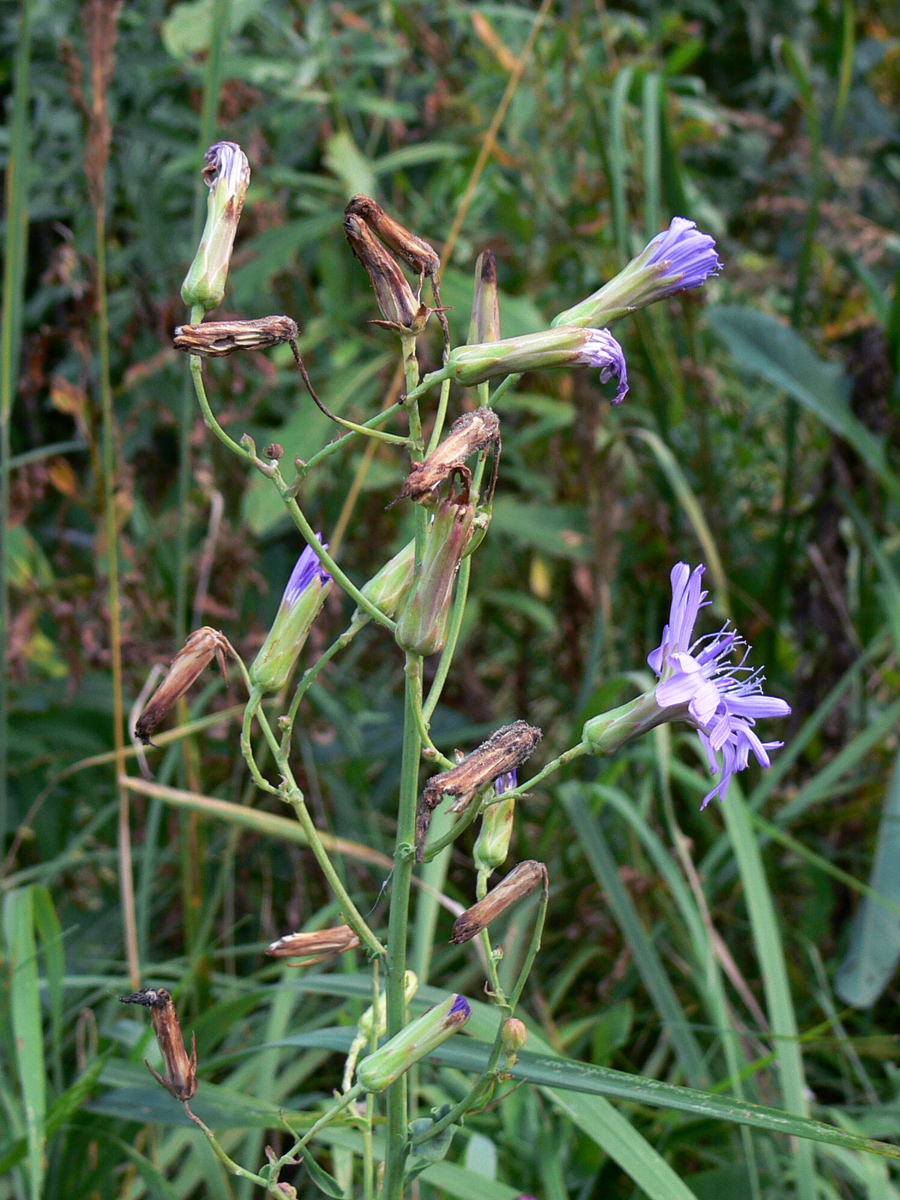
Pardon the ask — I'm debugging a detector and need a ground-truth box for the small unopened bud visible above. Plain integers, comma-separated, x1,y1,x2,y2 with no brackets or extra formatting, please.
352,539,416,623
501,1017,528,1056
416,723,541,857
450,861,547,944
396,409,500,505
355,994,470,1093
173,315,298,357
395,492,476,660
343,213,429,335
468,250,501,345
345,195,440,278
181,142,251,312
446,326,628,404
264,443,284,461
119,988,198,1101
250,538,332,693
135,628,233,745
473,771,518,873
266,924,360,961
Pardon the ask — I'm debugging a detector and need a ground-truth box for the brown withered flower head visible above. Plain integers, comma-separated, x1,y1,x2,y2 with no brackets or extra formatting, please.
266,924,360,965
134,627,234,745
344,194,440,279
173,315,299,358
396,408,501,506
343,213,430,335
450,860,548,944
416,720,542,857
119,988,198,1101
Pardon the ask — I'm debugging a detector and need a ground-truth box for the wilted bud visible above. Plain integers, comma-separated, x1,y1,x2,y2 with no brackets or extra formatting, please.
396,409,501,505
450,861,547,945
250,538,332,693
551,217,722,330
342,970,419,1091
468,250,501,345
473,770,517,873
446,326,628,404
352,539,416,623
345,194,440,278
135,628,233,745
182,142,251,312
119,988,198,1101
173,315,298,358
355,994,470,1093
416,723,541,857
343,213,429,335
395,492,476,660
266,924,360,961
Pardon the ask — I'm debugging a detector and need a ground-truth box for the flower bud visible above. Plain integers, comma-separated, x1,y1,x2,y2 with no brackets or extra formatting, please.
395,493,475,658
417,723,541,857
396,409,500,505
134,627,233,745
551,217,721,330
446,326,628,404
343,213,429,335
468,250,501,344
352,539,416,623
250,538,332,693
341,971,419,1092
355,994,470,1093
450,860,547,944
344,194,440,278
501,1017,528,1056
119,988,198,1101
181,142,251,312
173,315,298,358
473,771,517,873
266,924,360,961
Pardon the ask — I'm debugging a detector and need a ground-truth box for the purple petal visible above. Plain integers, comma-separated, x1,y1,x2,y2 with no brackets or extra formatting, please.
283,535,331,607
581,329,629,404
645,218,722,291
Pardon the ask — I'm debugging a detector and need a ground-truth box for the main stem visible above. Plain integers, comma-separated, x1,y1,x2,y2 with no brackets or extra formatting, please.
382,655,423,1200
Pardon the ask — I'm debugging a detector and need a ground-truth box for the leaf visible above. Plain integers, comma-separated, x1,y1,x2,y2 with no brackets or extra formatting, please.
0,1058,105,1175
161,0,265,58
407,1106,456,1163
707,305,900,504
835,746,900,1007
324,131,377,201
490,498,592,562
302,1149,348,1198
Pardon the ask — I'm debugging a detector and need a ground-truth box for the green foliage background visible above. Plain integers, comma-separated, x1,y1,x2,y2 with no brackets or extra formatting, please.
3,1,900,1197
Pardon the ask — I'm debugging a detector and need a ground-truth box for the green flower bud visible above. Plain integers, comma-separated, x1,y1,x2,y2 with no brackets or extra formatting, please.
181,142,250,312
395,495,475,657
468,249,501,345
352,539,416,623
249,540,331,693
341,971,419,1092
473,795,515,873
355,994,471,1093
582,692,668,756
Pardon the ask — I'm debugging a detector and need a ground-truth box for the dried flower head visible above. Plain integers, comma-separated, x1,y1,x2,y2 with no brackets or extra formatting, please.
134,628,233,745
173,316,298,358
343,213,430,335
266,924,360,962
396,409,501,505
416,721,542,857
450,861,547,944
344,194,440,278
119,988,197,1101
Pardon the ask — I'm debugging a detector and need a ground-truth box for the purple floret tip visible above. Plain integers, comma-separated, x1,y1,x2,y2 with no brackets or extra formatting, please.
579,329,629,404
645,217,722,292
450,995,471,1019
283,534,330,607
494,769,518,795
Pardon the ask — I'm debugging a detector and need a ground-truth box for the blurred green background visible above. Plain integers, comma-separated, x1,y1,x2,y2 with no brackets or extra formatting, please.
4,1,900,1197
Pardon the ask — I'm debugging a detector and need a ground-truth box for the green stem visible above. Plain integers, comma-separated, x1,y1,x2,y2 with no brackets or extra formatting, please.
422,556,472,723
507,872,548,1009
275,1085,365,1168
425,376,452,455
477,869,506,1003
485,741,590,807
488,373,521,406
382,655,424,1200
296,402,405,477
184,1104,277,1192
280,619,368,757
190,354,255,461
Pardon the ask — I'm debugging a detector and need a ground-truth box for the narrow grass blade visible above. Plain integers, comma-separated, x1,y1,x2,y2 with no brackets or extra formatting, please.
642,72,662,238
2,887,46,1200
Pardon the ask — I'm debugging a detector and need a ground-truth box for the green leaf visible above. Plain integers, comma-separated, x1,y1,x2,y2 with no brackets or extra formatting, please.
408,1105,455,1163
2,888,46,1200
161,0,265,58
835,746,900,1007
490,498,591,562
707,305,900,504
324,131,377,201
302,1149,348,1198
0,1057,105,1175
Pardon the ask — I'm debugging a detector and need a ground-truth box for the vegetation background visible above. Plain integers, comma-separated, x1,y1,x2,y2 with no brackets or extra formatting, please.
3,0,900,1197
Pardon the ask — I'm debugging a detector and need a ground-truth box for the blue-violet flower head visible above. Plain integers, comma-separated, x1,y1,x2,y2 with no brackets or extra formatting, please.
493,769,518,796
649,562,790,808
283,536,331,608
644,218,722,294
573,329,628,404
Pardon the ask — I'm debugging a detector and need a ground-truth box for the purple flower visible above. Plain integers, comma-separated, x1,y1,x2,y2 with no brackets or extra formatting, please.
283,536,331,608
449,995,472,1021
493,769,518,795
649,563,790,808
644,218,722,294
573,328,628,404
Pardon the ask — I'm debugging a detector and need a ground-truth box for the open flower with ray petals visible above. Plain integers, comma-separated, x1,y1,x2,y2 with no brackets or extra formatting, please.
583,562,790,807
649,563,790,807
